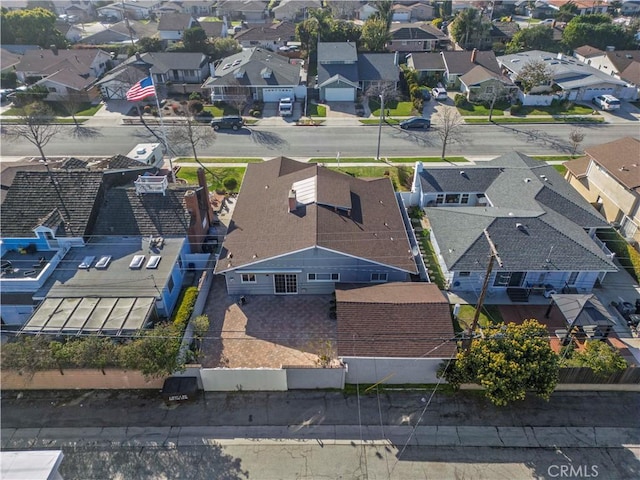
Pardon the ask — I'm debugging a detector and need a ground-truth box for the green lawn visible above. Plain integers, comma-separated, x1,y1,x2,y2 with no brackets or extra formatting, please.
328,165,414,191
203,103,241,117
4,102,101,117
516,103,595,116
177,166,245,193
175,157,263,163
419,230,446,289
465,117,604,124
75,103,103,116
455,305,504,330
456,103,506,116
369,98,414,116
307,103,327,117
552,165,567,175
531,155,575,162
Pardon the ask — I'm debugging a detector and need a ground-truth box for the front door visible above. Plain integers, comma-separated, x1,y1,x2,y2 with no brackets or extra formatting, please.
508,271,525,287
274,274,297,294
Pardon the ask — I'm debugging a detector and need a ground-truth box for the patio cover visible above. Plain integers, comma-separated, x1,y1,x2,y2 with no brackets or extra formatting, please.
550,293,615,328
21,296,155,336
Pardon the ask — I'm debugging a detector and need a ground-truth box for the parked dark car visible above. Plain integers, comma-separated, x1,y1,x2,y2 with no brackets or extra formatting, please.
399,116,431,129
210,116,244,131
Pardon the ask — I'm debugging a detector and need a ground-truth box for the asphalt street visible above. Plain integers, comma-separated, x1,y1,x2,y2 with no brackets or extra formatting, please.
2,390,639,479
2,123,640,159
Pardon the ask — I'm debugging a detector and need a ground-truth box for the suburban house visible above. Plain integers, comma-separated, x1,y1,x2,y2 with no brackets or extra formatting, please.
513,0,559,18
272,0,321,21
564,137,640,245
391,2,436,22
200,20,228,40
407,49,509,96
234,21,296,50
162,0,215,16
388,22,449,52
405,152,617,301
157,12,198,44
317,42,400,102
79,19,159,45
547,0,609,16
13,47,111,102
620,0,640,16
202,47,305,103
356,2,379,20
96,1,160,21
97,51,210,99
216,0,268,23
56,21,84,43
336,282,456,384
490,21,520,46
573,46,640,100
497,50,631,104
214,157,418,295
0,47,22,74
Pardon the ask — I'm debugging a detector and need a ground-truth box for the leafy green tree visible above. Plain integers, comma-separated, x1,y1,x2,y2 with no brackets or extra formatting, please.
562,15,634,50
1,7,66,47
120,323,184,378
372,0,393,29
440,0,453,18
440,320,559,406
209,37,242,61
361,17,390,52
562,340,627,377
135,37,163,53
0,336,55,377
183,26,208,53
554,0,579,22
450,8,491,50
516,59,554,94
506,25,555,53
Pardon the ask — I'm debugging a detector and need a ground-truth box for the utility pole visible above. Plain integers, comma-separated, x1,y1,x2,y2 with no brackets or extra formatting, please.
465,229,503,351
376,92,384,161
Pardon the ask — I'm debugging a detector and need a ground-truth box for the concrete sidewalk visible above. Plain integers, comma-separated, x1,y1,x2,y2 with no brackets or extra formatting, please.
3,425,638,449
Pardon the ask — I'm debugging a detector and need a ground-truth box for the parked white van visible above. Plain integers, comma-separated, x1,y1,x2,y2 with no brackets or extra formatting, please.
279,97,293,116
592,94,620,111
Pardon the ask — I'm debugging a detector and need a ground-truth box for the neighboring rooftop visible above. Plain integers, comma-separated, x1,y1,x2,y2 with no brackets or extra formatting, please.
336,282,456,358
581,137,640,193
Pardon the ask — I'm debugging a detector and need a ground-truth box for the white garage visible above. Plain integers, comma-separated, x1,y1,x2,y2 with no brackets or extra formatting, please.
262,87,294,102
324,87,356,102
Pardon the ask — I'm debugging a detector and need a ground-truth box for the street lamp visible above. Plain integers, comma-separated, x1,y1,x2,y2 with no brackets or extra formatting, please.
376,93,384,161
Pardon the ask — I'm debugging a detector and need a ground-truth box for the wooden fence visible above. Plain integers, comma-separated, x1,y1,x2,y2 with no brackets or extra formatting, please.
558,367,640,384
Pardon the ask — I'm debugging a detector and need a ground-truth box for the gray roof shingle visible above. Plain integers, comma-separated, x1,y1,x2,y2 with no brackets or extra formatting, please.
357,53,400,83
1,171,104,238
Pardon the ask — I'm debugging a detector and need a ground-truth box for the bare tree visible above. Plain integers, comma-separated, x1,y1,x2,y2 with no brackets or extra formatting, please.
365,82,398,119
224,77,251,116
434,106,463,160
2,102,62,161
166,116,221,183
60,92,88,128
568,128,585,157
516,59,554,94
474,82,514,122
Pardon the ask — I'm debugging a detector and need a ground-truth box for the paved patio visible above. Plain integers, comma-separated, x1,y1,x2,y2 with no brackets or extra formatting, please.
200,276,337,368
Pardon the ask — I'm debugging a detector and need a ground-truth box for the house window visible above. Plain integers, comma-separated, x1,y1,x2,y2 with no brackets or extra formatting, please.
567,272,579,285
177,256,183,269
167,276,175,293
459,271,470,277
493,272,510,286
445,194,460,204
48,87,57,92
308,273,340,282
371,273,388,282
461,193,469,204
436,194,444,205
241,273,257,283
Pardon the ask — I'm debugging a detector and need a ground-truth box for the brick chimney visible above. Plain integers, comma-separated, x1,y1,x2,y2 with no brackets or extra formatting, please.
471,48,477,64
288,189,297,212
184,190,203,252
197,167,214,223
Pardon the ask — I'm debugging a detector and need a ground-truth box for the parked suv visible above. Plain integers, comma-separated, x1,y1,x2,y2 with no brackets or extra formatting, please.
431,87,448,100
210,116,244,131
592,94,620,111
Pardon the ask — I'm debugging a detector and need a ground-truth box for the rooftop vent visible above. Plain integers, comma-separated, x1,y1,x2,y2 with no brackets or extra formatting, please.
459,170,465,175
516,223,527,232
524,178,531,183
135,175,168,196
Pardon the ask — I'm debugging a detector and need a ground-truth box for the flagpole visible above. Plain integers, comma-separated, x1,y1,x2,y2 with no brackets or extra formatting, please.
149,74,175,182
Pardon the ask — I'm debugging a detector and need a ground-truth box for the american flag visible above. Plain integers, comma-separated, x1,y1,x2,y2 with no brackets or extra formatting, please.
126,76,155,101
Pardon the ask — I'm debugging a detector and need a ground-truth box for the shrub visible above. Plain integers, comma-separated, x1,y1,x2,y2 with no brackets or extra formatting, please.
189,92,203,101
510,101,522,114
143,105,151,113
188,100,203,114
431,18,443,29
454,94,468,108
172,286,198,332
223,176,238,191
252,109,261,117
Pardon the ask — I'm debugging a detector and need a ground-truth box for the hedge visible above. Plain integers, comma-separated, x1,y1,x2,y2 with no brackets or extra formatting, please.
172,286,199,332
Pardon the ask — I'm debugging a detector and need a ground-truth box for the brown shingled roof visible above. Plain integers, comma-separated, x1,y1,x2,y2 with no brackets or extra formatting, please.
336,283,456,358
215,158,417,274
584,137,640,192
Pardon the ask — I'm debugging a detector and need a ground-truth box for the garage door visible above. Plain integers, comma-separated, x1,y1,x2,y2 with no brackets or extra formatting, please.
325,87,355,102
262,88,294,102
580,87,615,101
